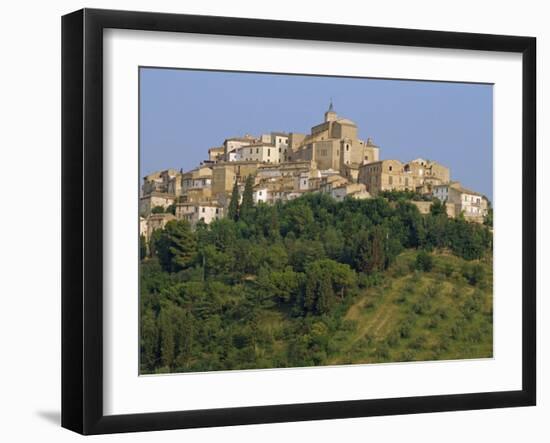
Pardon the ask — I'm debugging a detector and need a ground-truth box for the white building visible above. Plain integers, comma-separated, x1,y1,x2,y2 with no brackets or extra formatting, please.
236,142,280,164
224,136,256,162
176,202,223,225
433,182,488,221
253,187,270,204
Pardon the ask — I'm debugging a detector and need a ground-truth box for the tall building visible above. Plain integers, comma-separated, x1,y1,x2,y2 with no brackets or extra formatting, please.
291,101,380,174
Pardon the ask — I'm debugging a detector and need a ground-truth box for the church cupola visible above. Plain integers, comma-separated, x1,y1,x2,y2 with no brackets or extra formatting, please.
324,99,337,122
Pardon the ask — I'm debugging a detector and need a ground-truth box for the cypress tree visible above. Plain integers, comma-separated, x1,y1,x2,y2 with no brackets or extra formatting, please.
316,272,334,315
303,271,317,314
240,175,255,220
227,180,240,221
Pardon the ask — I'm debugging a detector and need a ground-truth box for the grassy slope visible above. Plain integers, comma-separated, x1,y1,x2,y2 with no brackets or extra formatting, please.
265,249,493,366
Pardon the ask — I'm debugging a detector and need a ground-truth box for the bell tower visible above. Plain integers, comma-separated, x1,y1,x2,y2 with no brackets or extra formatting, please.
324,99,337,122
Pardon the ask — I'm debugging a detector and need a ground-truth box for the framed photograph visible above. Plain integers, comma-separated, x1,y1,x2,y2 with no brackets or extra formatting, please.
61,8,536,435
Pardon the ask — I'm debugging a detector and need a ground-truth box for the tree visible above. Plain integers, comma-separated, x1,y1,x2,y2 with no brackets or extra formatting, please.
140,308,158,370
151,205,165,214
227,180,240,221
484,207,493,228
367,226,387,273
316,273,334,314
415,250,433,272
140,234,147,260
156,220,197,272
148,228,163,257
430,199,447,217
240,175,255,220
166,203,176,215
303,271,317,313
158,307,175,368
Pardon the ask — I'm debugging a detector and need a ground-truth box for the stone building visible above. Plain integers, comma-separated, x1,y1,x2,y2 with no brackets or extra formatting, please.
143,213,176,240
180,166,212,192
330,183,371,201
223,135,258,162
432,182,488,222
410,200,457,218
358,158,450,196
208,146,225,162
139,192,176,217
211,161,261,196
291,102,380,175
142,169,179,195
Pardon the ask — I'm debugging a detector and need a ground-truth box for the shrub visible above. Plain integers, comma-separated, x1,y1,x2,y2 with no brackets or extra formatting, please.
415,250,433,272
399,350,415,362
434,307,449,320
375,343,390,359
399,322,413,339
386,331,400,347
462,263,486,286
442,262,454,278
409,335,426,350
451,287,462,299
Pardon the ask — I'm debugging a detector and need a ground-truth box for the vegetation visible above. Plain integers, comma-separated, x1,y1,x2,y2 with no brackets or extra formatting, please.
140,194,493,374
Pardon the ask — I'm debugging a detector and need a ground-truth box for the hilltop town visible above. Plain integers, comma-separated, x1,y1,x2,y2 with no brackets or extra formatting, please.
140,102,489,240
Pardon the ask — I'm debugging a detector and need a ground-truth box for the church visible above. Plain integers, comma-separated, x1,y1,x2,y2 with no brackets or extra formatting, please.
290,101,380,177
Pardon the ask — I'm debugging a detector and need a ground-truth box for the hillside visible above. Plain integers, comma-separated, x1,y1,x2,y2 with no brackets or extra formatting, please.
139,193,493,374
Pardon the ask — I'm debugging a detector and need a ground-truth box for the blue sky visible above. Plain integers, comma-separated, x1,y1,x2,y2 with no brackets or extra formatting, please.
140,68,493,200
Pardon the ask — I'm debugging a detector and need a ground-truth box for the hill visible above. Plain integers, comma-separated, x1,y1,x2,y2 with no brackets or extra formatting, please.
139,193,493,374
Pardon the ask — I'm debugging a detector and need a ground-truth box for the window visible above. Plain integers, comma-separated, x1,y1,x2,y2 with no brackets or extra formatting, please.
259,191,262,196
389,176,393,185
389,166,393,172
250,148,253,154
365,155,368,160
268,149,270,157
346,145,349,151
256,148,259,154
202,207,205,213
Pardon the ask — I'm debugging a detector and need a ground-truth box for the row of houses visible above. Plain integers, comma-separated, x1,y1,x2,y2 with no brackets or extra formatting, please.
139,103,489,239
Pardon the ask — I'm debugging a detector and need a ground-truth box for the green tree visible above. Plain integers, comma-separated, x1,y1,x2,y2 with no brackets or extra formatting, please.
484,207,493,228
227,180,240,221
316,273,334,314
430,199,447,217
240,175,255,220
140,308,158,370
367,226,387,273
148,228,163,257
151,205,165,214
156,220,197,273
166,203,176,215
139,234,147,260
415,250,433,272
158,307,175,368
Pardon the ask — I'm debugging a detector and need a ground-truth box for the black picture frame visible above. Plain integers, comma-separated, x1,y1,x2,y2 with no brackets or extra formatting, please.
61,8,536,435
